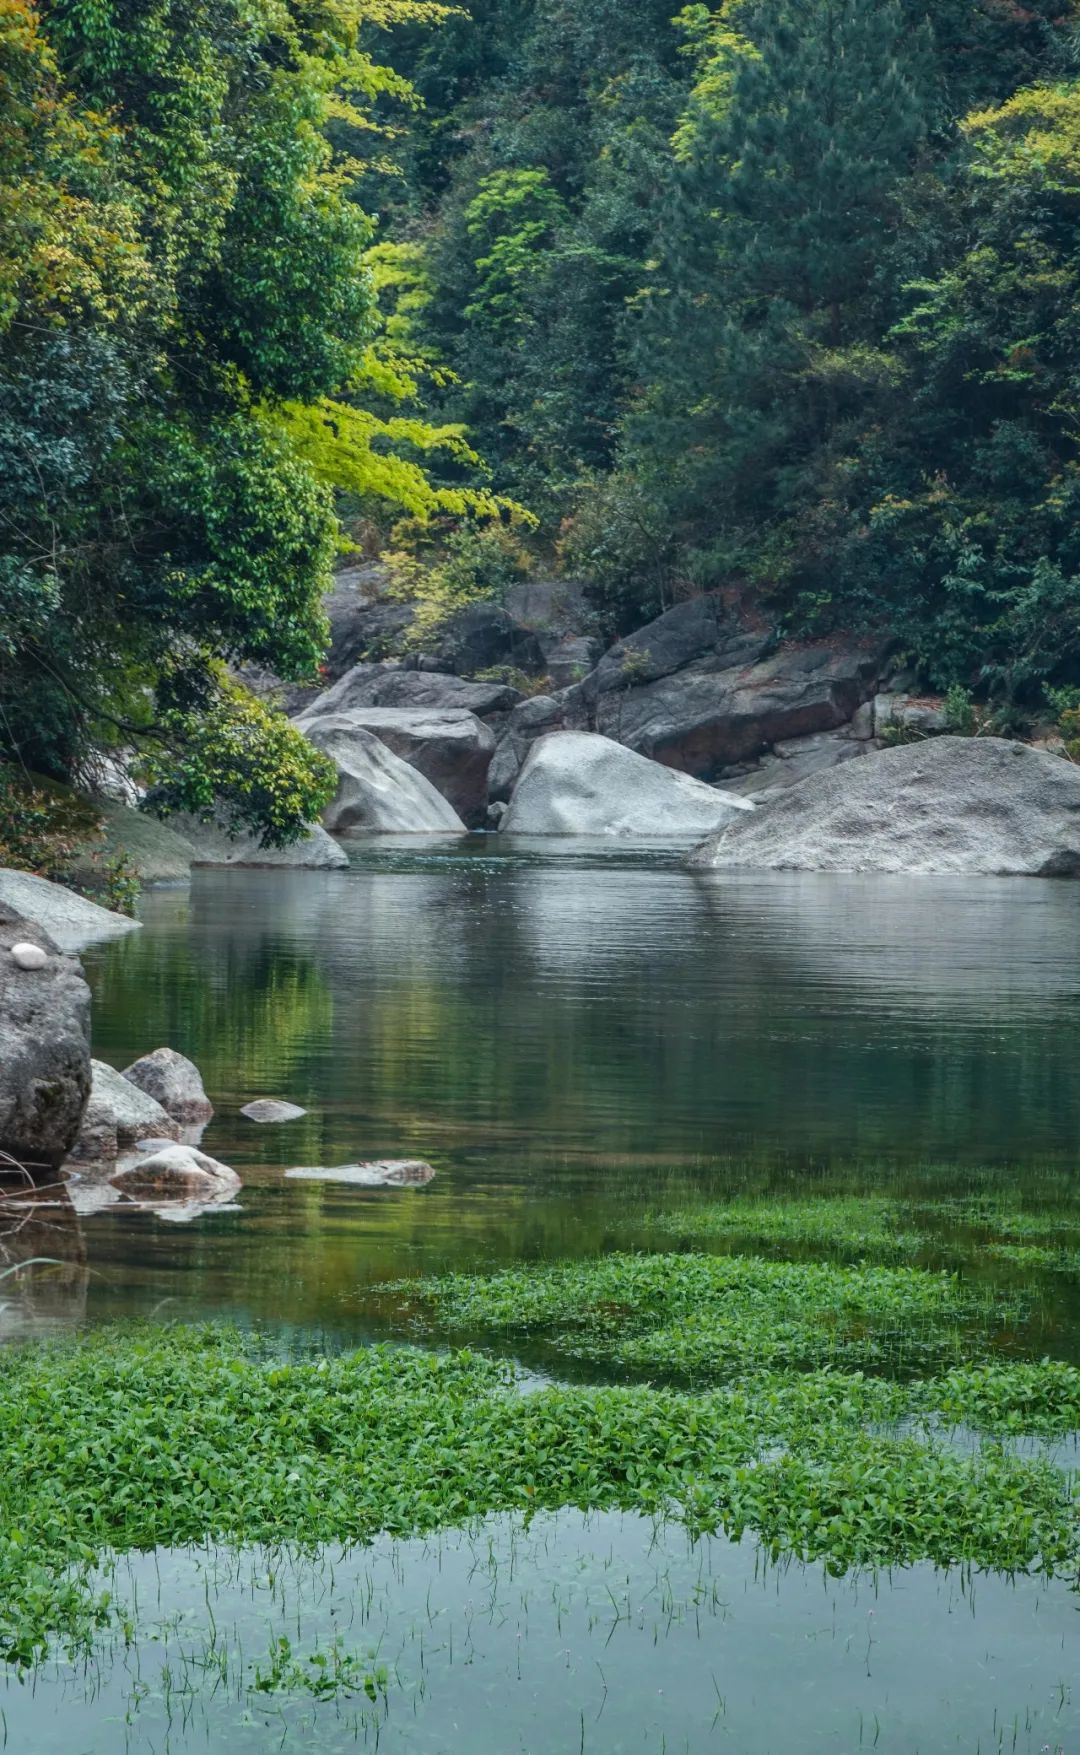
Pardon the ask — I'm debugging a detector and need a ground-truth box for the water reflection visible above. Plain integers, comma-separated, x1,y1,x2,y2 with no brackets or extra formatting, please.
70,845,1080,1331
0,1184,87,1336
7,1513,1078,1754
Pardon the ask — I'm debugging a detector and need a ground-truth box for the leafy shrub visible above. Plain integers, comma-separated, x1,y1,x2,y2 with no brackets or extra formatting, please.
383,520,533,648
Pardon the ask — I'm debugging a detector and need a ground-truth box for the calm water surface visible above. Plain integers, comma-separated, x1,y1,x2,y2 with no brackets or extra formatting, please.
11,839,1080,1753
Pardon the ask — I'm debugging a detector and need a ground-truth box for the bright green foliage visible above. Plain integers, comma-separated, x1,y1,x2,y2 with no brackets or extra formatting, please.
0,1324,1075,1665
142,675,338,847
0,0,489,838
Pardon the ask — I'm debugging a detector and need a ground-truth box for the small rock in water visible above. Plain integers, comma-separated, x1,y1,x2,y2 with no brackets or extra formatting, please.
134,1135,184,1153
10,942,47,971
241,1099,307,1123
121,1047,214,1123
110,1144,241,1201
285,1159,435,1187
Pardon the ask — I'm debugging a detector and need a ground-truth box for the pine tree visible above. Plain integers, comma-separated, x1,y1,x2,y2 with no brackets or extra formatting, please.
622,0,933,592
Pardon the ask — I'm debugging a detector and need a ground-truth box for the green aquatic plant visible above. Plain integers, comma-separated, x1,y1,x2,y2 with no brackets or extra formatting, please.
987,1243,1080,1274
387,1253,1022,1379
645,1197,923,1258
253,1634,389,1703
925,1361,1080,1437
0,1325,1076,1666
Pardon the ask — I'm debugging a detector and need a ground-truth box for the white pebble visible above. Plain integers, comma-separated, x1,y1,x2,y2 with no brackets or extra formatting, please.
10,942,47,971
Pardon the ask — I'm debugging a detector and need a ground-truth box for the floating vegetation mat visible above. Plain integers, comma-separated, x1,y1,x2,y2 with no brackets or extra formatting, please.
384,1252,1026,1378
2,1301,1078,1670
644,1196,924,1257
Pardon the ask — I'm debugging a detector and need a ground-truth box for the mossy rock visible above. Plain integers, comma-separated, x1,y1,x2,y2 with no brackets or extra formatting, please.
69,799,195,886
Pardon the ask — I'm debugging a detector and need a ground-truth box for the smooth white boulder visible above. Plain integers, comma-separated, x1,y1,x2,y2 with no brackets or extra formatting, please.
689,736,1080,875
302,719,466,834
500,731,754,838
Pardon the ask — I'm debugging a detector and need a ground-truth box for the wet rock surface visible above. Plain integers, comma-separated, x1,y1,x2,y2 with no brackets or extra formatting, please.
285,1159,436,1186
240,1099,307,1123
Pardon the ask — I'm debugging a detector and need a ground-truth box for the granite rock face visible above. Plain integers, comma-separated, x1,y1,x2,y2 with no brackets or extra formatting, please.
501,731,755,839
0,906,92,1174
590,638,892,777
302,718,467,834
300,664,524,722
296,704,494,824
0,868,139,951
689,736,1080,875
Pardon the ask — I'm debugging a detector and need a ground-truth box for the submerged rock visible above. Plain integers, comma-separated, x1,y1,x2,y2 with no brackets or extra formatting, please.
0,906,92,1175
69,1060,181,1163
285,1160,435,1186
121,1047,214,1123
0,868,138,951
501,731,754,839
109,1144,241,1201
689,736,1080,875
240,1099,307,1123
302,719,467,834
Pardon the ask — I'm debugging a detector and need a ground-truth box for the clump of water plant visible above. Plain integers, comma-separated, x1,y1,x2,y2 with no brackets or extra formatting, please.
384,1253,1023,1380
645,1197,923,1259
0,1323,1076,1668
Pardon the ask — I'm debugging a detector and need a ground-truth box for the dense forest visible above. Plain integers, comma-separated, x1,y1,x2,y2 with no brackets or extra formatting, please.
3,0,1080,837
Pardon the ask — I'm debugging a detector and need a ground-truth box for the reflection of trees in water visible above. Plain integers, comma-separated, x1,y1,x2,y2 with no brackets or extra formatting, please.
85,866,1080,1173
0,1184,87,1335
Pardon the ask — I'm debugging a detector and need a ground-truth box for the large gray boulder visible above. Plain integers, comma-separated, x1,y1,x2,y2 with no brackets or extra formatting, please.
68,799,197,886
689,736,1080,875
592,640,890,777
300,663,523,721
121,1047,213,1123
416,602,545,678
0,868,139,951
168,815,347,869
586,594,769,698
302,718,467,834
296,705,494,823
0,906,91,1174
487,695,577,803
501,731,755,839
69,1059,180,1163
